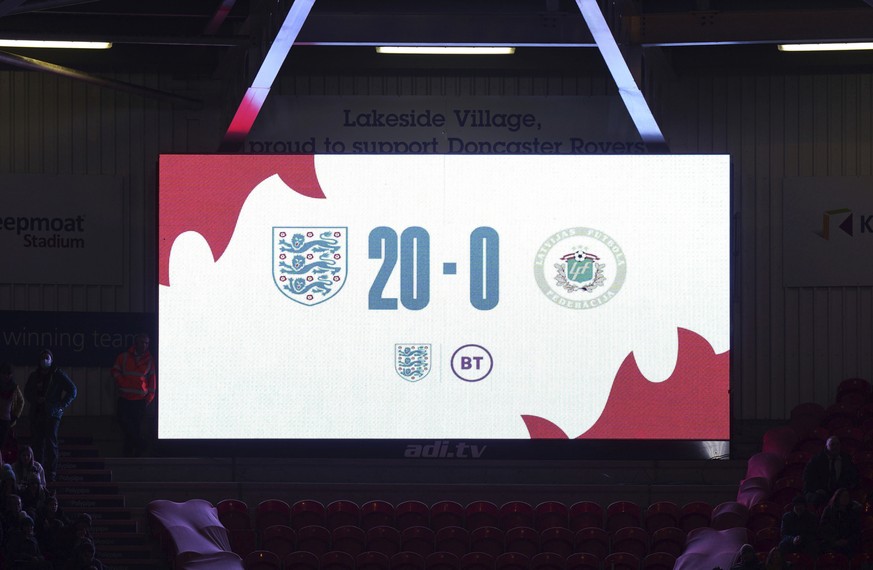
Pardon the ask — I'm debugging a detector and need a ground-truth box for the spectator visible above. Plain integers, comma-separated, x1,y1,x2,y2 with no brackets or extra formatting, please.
20,477,47,520
6,512,52,569
23,349,77,483
819,487,861,556
1,493,24,537
0,449,15,497
730,543,763,570
0,363,25,450
111,333,156,457
63,538,105,570
35,493,67,560
779,494,819,556
12,445,47,491
54,513,94,564
802,436,859,505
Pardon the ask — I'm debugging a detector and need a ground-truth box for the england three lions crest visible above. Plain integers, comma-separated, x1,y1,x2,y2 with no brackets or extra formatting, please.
395,344,432,382
273,227,347,306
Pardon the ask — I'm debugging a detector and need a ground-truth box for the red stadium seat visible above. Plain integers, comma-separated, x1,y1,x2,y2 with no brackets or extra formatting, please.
762,426,800,461
605,501,642,533
495,552,530,570
356,551,391,570
770,476,803,508
392,551,427,570
217,499,252,531
460,552,495,570
573,527,609,561
837,377,872,407
402,526,436,557
427,551,460,570
466,501,500,531
261,524,296,559
533,501,568,532
568,502,603,531
538,526,573,558
499,501,535,532
779,450,812,480
753,526,779,554
367,525,403,557
851,552,873,569
816,552,850,570
822,403,856,431
783,551,814,570
332,525,367,557
244,550,281,570
297,525,332,556
643,501,680,534
397,501,431,531
321,552,356,570
256,499,292,532
650,527,685,558
794,426,829,455
362,501,396,530
679,501,712,533
284,551,319,570
642,552,675,570
746,501,782,534
289,500,324,531
602,552,639,570
435,526,469,557
530,552,563,570
504,526,538,558
326,500,361,530
610,526,649,559
469,526,504,557
564,552,599,570
229,528,258,558
431,501,466,531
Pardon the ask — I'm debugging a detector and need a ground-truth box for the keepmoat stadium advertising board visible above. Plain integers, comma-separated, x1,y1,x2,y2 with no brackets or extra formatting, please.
157,154,730,459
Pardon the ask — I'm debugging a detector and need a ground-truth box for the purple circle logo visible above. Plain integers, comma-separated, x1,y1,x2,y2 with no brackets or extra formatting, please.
450,344,493,382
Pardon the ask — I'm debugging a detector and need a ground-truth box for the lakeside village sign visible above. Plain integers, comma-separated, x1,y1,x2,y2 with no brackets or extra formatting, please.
248,96,643,155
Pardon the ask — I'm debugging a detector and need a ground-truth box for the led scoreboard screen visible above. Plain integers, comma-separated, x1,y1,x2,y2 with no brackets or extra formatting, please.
158,154,730,446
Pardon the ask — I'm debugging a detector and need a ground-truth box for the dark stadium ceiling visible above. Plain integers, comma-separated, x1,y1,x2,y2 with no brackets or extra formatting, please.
1,0,873,73
1,0,872,132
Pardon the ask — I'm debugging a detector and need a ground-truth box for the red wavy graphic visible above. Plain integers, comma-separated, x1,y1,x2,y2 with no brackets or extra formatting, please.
158,155,324,286
522,328,729,440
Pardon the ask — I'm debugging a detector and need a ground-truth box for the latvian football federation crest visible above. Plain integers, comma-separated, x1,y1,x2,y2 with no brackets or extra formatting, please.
395,344,432,382
273,227,347,306
533,227,626,310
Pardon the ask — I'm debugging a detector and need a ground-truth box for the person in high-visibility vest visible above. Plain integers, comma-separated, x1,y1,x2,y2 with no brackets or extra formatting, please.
111,333,156,457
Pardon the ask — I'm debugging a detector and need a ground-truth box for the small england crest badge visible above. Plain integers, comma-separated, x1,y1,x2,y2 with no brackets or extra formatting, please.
273,227,347,306
395,344,432,382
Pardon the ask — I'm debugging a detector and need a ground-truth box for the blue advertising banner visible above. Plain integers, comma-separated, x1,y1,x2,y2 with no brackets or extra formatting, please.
0,311,155,368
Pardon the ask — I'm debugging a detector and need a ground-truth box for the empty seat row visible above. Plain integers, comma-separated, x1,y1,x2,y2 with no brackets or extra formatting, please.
227,523,689,562
242,548,676,570
217,499,712,535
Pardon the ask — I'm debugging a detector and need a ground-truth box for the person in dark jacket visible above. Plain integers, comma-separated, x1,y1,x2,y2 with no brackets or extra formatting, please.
819,487,861,556
23,349,77,483
779,493,820,556
0,362,25,450
802,436,859,505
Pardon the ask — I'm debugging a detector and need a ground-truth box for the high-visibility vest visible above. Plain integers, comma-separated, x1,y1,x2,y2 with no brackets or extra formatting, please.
112,349,155,402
